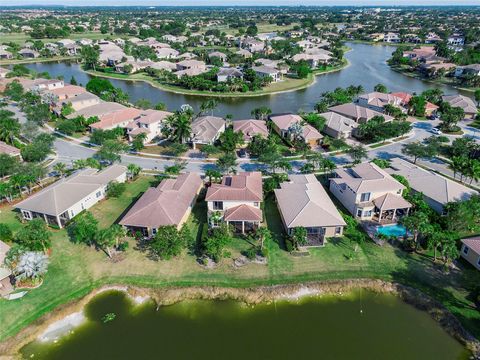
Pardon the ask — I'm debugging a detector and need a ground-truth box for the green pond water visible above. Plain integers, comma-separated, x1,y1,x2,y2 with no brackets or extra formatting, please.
21,290,469,360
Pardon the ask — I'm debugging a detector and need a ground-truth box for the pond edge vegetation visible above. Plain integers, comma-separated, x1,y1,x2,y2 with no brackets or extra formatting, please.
0,279,479,358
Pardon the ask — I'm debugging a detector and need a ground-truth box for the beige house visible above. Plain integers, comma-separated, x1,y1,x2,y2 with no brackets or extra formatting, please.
442,95,478,119
275,174,346,247
233,119,269,143
319,112,358,139
89,107,143,131
205,172,263,234
270,114,323,147
126,109,173,143
15,165,127,228
356,92,404,113
330,162,411,223
119,172,203,237
190,116,226,149
386,158,477,215
329,103,394,124
63,92,101,112
460,237,480,270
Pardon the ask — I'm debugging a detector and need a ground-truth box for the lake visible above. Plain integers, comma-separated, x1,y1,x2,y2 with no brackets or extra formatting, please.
24,43,466,119
21,290,469,360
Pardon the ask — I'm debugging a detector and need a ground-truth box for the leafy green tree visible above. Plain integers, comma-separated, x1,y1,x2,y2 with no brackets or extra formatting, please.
0,114,21,145
131,133,147,152
4,81,24,101
0,223,13,241
203,223,233,262
399,211,432,251
61,102,75,117
347,145,368,165
135,98,152,110
408,95,426,117
21,134,55,163
0,153,18,178
374,83,388,93
96,140,129,163
216,152,237,174
86,77,114,95
401,142,433,164
439,103,464,132
148,225,187,260
67,212,98,246
291,226,308,249
219,127,244,152
475,89,480,106
80,45,100,71
107,181,126,198
15,219,51,252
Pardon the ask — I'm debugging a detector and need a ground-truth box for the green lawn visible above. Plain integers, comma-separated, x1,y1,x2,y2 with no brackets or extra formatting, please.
0,178,479,345
1,32,112,45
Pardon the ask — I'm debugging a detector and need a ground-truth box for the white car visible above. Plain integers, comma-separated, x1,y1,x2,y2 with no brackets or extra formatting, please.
430,128,442,135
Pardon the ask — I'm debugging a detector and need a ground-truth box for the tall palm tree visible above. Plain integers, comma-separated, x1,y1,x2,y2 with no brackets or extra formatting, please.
164,112,192,144
0,117,21,145
199,99,218,116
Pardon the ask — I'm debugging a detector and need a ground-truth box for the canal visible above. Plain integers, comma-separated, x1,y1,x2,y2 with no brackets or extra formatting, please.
24,43,465,119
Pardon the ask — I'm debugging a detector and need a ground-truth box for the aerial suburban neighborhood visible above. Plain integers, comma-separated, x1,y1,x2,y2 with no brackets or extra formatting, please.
0,3,479,359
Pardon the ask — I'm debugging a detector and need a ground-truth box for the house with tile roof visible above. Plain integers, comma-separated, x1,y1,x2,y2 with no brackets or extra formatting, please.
15,165,127,228
356,92,404,113
233,119,269,143
329,103,394,124
126,109,173,143
386,157,477,214
329,162,411,223
460,237,480,271
89,107,144,131
205,172,263,234
270,113,323,147
275,174,346,247
190,116,226,149
442,95,478,119
119,172,203,236
319,112,358,139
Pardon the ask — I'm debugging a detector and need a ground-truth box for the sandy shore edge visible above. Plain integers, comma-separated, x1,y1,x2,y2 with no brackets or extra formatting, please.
0,279,478,358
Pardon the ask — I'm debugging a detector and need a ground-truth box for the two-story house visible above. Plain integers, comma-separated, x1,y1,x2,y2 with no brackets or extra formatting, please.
329,162,411,223
126,109,173,143
205,172,263,234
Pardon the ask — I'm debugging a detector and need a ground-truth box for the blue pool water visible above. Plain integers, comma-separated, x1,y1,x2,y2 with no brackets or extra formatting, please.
376,224,408,237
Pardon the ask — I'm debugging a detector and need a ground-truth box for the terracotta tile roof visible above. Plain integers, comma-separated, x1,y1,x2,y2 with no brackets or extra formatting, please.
233,119,268,141
90,108,143,130
119,173,202,228
206,172,263,202
224,204,262,221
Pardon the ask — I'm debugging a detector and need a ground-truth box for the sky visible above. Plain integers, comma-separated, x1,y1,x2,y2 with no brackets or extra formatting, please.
1,0,480,6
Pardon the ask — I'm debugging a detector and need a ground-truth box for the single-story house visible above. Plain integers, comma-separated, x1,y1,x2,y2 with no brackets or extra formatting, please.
156,47,179,59
18,49,40,58
319,112,359,139
209,51,228,62
460,237,480,270
62,92,101,112
442,95,478,119
274,174,346,247
90,107,144,131
455,64,480,78
190,116,226,149
45,84,87,102
386,157,477,214
233,119,269,143
356,92,404,113
206,172,263,234
0,50,13,59
329,103,394,124
217,68,243,82
67,102,126,120
391,92,439,116
15,165,127,228
119,172,203,236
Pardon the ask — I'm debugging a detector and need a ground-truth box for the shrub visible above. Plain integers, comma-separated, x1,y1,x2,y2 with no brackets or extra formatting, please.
107,181,126,198
0,223,13,241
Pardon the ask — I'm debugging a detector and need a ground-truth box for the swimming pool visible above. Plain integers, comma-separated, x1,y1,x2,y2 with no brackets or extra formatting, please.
376,224,408,237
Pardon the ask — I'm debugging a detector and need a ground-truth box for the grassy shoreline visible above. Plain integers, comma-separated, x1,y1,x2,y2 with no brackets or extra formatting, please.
0,56,80,66
389,64,479,93
83,58,349,98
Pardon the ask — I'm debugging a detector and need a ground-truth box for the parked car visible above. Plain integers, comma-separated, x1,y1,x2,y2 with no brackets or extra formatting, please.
237,148,247,158
431,127,442,135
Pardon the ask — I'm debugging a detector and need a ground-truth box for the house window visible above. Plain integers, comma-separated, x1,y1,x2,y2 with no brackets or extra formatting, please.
360,192,371,202
356,209,363,217
96,191,102,198
463,246,469,255
335,226,342,235
213,201,223,210
152,228,157,235
22,211,31,220
364,210,372,217
254,202,259,207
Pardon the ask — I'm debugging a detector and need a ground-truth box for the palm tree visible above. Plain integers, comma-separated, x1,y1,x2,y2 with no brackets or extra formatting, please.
14,251,49,282
53,162,67,177
164,112,192,144
127,163,141,179
0,117,21,145
199,99,218,116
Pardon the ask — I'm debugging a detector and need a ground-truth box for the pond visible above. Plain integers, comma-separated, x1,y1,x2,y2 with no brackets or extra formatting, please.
21,290,469,360
23,43,467,119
